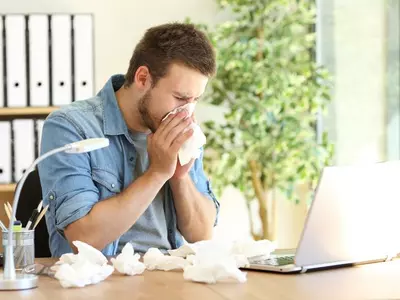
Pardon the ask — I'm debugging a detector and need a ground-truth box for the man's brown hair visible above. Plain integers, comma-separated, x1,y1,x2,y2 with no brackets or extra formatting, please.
124,22,216,87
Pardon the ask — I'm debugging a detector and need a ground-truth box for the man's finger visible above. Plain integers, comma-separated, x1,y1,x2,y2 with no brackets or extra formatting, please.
157,110,188,139
171,128,194,153
156,113,175,137
165,118,192,147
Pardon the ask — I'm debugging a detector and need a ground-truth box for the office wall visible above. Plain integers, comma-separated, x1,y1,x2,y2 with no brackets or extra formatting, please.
319,0,387,165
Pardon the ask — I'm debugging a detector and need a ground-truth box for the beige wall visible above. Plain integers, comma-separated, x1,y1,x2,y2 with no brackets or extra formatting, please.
323,0,387,165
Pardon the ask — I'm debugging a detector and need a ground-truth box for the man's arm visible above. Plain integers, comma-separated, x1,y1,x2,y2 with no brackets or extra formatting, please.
39,110,193,252
64,169,166,251
169,174,216,243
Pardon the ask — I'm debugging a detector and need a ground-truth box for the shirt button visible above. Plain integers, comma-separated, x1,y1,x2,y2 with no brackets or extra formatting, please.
111,183,115,188
49,195,54,200
129,157,134,162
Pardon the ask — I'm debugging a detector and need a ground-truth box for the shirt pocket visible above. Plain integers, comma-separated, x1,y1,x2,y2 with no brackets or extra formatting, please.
91,168,122,199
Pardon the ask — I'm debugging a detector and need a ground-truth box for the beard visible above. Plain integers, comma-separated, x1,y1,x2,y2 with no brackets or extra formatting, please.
138,90,158,133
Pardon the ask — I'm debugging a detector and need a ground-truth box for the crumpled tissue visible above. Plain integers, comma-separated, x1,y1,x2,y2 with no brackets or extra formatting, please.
54,241,114,288
162,103,206,165
111,243,146,276
231,239,276,259
167,239,276,284
182,242,248,284
143,247,190,271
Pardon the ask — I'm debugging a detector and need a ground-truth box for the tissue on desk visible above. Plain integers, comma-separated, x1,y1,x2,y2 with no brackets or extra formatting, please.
182,243,247,284
171,238,275,284
55,260,114,288
231,239,276,259
111,243,145,276
168,238,275,260
162,103,206,165
54,241,114,288
183,260,247,284
143,248,190,271
167,244,196,258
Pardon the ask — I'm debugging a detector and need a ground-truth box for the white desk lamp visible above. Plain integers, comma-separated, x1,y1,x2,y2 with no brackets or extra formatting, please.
0,138,110,290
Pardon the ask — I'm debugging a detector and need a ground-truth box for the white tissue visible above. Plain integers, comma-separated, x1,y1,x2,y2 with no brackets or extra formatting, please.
167,244,196,258
182,245,247,284
162,103,206,165
231,239,276,259
177,239,275,284
143,248,190,271
73,240,109,265
55,260,114,288
184,261,247,284
111,243,146,276
54,241,114,288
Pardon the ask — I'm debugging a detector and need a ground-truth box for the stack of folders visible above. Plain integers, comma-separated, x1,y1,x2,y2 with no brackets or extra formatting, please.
0,13,94,108
0,13,95,184
0,119,45,184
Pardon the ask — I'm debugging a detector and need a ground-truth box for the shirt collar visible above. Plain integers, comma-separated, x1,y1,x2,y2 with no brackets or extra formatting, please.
99,74,129,136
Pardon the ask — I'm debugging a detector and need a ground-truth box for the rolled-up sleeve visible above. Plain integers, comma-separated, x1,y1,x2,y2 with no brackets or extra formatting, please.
191,148,220,226
38,113,99,237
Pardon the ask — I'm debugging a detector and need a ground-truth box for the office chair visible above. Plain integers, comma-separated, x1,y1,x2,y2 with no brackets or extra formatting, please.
15,169,51,258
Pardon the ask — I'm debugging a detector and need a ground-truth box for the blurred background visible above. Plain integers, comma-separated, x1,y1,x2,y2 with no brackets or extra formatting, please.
0,0,399,251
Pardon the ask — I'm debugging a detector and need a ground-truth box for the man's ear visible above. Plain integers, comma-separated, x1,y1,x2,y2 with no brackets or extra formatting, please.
134,66,152,90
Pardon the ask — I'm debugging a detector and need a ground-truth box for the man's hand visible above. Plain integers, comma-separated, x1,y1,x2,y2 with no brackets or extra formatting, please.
147,110,194,181
172,158,195,180
172,114,197,180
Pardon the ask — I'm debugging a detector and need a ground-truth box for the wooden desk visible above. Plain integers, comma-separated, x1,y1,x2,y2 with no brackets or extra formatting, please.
2,258,400,299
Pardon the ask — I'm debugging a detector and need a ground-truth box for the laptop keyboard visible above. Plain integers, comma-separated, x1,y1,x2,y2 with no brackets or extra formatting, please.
250,255,295,266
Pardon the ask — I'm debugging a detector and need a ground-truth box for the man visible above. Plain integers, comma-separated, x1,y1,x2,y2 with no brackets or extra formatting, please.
38,22,220,257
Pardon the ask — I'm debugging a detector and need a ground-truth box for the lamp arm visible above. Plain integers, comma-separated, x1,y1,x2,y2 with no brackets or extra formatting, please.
4,145,70,279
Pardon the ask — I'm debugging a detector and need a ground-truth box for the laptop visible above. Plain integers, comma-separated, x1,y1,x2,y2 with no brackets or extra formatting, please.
245,161,400,273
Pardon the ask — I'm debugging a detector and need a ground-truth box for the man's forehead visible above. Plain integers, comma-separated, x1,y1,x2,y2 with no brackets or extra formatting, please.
163,63,209,92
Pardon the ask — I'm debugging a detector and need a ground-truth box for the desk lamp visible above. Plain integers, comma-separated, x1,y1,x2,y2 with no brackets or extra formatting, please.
0,138,110,290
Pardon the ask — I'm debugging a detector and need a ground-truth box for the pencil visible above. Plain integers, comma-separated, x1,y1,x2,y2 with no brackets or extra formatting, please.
6,202,12,215
4,203,11,221
32,204,49,229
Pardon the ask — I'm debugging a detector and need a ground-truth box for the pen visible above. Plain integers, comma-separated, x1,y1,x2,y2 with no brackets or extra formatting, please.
26,209,39,230
37,200,43,212
32,205,49,229
0,220,7,232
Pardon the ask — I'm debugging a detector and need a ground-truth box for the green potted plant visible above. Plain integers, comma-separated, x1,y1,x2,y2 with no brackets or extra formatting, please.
193,0,334,241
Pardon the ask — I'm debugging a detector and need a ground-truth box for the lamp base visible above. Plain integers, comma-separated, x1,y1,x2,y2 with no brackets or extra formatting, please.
0,273,38,290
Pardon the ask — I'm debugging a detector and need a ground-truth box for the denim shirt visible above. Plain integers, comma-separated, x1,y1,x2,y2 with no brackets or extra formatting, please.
38,74,220,257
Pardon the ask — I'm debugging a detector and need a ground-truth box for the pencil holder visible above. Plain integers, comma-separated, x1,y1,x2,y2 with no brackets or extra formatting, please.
2,230,35,270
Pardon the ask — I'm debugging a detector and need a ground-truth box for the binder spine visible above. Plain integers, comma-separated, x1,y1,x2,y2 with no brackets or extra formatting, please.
25,14,30,107
2,16,7,107
70,14,75,102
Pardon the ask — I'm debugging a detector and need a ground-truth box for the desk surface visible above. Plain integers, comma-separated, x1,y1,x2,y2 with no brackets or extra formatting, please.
2,258,400,300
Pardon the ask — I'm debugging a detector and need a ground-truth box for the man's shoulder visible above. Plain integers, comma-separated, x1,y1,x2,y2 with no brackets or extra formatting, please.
51,96,102,118
47,96,103,126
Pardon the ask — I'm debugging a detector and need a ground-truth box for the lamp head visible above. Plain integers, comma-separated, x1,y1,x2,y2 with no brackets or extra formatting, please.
65,138,109,153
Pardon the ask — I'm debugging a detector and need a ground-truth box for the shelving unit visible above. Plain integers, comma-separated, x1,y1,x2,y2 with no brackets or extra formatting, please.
0,106,56,219
0,184,16,193
0,106,58,120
